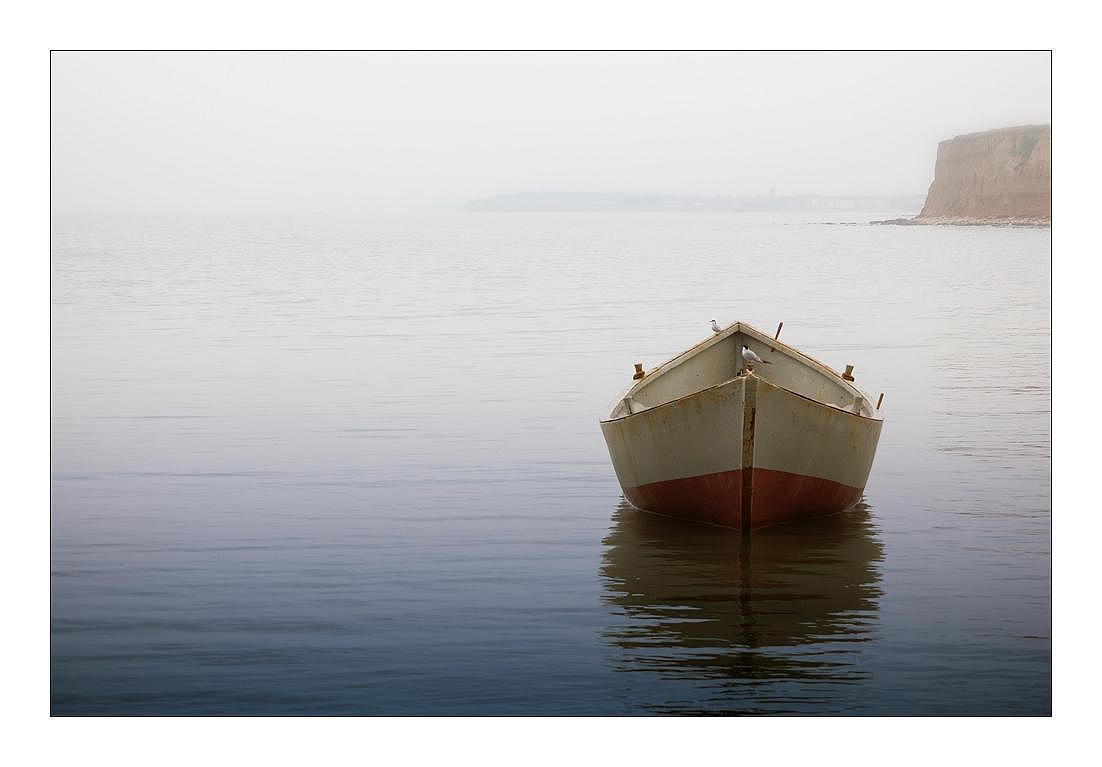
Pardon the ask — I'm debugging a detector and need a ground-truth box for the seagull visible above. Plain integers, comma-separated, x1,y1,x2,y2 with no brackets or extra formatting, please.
742,345,771,369
710,319,722,334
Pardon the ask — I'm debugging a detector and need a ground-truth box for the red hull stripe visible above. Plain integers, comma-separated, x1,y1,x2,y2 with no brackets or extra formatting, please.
623,467,863,530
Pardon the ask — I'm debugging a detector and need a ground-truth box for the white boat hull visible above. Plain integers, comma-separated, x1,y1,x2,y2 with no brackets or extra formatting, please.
600,323,883,529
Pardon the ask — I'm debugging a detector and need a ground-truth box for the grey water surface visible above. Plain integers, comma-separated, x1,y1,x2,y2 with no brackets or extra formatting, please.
51,211,1051,715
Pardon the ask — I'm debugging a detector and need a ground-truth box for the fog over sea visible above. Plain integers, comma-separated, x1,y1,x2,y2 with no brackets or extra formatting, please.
51,210,1050,715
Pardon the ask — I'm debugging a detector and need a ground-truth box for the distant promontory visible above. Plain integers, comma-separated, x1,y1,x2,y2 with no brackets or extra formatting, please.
877,125,1051,226
464,191,923,214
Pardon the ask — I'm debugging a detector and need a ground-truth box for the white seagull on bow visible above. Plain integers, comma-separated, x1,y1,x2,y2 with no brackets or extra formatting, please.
710,319,722,334
742,345,771,369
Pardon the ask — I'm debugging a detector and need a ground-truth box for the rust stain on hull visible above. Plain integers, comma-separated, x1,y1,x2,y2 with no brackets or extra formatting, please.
739,375,757,531
623,467,865,530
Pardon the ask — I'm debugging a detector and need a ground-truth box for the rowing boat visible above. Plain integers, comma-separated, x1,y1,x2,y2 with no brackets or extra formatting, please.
599,322,883,530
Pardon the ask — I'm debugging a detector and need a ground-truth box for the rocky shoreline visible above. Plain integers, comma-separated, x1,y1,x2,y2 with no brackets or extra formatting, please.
872,215,1050,227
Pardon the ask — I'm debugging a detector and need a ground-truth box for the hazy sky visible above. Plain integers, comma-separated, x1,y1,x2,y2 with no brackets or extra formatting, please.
51,51,1050,213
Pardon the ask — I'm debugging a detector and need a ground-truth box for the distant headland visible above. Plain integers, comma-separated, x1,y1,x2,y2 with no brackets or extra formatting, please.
875,125,1051,227
464,191,924,213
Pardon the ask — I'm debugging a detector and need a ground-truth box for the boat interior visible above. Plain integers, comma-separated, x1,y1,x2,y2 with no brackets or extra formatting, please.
606,322,879,421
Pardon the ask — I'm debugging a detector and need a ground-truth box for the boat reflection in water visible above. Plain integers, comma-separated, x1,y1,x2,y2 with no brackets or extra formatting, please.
600,500,884,714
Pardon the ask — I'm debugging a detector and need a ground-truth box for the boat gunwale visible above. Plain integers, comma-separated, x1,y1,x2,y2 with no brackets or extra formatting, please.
600,321,885,425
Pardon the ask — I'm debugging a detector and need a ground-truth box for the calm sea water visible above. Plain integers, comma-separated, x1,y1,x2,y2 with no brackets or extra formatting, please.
51,211,1050,715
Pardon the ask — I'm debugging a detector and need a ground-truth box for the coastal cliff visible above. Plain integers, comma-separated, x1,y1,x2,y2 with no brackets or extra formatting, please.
915,125,1050,225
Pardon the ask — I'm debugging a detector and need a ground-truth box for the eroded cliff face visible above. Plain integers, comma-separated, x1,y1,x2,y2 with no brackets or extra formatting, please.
916,125,1050,223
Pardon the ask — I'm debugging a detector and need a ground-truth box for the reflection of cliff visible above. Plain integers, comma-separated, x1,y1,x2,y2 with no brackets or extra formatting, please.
916,125,1051,224
600,501,883,712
